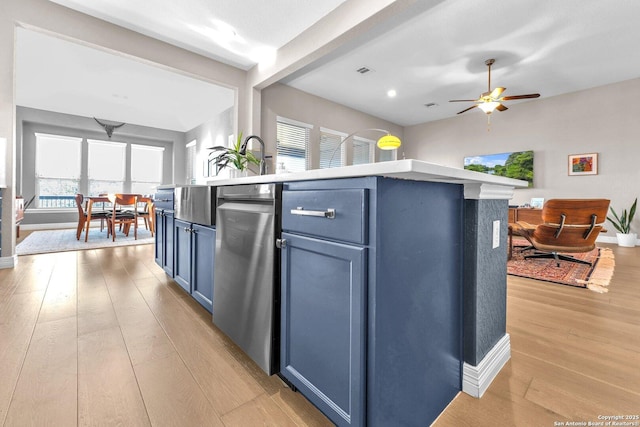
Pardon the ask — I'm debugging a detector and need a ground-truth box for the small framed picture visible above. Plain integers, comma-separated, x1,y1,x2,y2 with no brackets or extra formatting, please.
530,198,544,209
568,153,598,175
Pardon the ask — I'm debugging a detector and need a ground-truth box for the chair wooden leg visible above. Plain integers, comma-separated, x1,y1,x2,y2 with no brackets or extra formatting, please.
76,220,85,240
85,221,90,242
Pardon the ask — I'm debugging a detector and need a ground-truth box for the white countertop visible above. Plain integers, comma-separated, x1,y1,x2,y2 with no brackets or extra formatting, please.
170,159,528,200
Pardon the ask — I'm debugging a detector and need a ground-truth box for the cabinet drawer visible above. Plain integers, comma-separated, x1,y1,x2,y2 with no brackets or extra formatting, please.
282,189,368,244
154,190,174,211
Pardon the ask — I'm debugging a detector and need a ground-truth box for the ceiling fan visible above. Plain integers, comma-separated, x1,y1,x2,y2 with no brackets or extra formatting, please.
449,58,540,116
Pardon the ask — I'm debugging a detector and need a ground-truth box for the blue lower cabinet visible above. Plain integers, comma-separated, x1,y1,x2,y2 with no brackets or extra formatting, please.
174,219,192,293
154,210,174,277
172,219,214,313
191,224,215,312
280,177,463,427
280,232,366,427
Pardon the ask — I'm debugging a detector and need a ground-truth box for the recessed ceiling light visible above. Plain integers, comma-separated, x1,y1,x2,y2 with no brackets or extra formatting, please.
387,89,397,98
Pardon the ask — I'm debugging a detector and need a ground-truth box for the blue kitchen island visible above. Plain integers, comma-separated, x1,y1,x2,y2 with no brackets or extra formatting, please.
157,159,527,426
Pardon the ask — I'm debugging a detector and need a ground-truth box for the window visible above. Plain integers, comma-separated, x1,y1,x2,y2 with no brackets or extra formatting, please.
378,148,396,162
186,139,197,183
33,132,165,208
277,117,311,172
319,128,346,169
88,139,126,195
35,133,82,207
131,144,164,195
352,137,375,165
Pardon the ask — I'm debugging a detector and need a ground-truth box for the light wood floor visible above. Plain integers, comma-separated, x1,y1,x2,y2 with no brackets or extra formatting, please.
1,239,638,426
435,242,640,426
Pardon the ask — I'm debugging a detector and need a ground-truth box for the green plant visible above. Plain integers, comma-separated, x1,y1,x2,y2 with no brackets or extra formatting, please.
209,132,259,174
607,197,637,234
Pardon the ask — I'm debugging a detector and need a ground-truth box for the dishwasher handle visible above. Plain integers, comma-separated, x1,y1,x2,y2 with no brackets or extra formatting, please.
290,207,336,219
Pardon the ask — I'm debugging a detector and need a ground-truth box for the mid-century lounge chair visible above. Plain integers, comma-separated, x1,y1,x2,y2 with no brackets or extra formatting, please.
511,199,610,267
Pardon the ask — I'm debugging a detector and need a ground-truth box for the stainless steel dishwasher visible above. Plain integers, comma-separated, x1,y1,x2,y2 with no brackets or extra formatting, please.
213,183,281,375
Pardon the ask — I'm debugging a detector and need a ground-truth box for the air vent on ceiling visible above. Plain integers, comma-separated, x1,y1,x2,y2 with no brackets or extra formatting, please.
424,102,439,108
356,66,374,74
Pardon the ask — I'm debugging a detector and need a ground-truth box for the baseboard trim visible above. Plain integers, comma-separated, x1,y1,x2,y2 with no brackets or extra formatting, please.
597,235,639,246
0,255,18,269
462,333,511,398
20,222,79,231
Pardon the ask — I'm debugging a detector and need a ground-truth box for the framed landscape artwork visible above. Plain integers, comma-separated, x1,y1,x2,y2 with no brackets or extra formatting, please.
530,197,545,209
568,153,598,175
464,150,534,187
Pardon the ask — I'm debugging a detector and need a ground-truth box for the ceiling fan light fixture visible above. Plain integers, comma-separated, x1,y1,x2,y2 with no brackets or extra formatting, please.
449,59,540,118
478,101,500,114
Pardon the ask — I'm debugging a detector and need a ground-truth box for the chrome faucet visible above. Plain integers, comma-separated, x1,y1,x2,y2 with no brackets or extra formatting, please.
240,135,267,175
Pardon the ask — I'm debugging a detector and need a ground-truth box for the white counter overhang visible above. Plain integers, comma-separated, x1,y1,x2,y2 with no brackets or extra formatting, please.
198,159,529,200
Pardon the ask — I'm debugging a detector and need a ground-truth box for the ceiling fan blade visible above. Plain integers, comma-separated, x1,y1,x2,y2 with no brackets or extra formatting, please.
449,99,479,102
456,105,478,114
501,93,540,100
489,87,505,99
496,103,508,112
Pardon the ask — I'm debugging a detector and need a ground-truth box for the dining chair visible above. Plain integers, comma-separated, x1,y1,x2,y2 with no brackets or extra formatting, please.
511,199,610,267
137,196,155,236
74,193,109,240
107,194,139,241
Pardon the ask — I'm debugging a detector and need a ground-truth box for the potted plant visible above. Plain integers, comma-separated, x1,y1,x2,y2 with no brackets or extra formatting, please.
208,132,259,177
607,197,637,247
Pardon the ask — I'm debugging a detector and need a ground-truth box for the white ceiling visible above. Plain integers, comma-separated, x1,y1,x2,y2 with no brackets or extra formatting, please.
48,0,348,70
16,28,236,132
283,0,640,125
20,0,640,130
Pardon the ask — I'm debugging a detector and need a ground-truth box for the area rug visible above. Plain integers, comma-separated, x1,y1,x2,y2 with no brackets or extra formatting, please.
16,228,154,255
508,241,615,293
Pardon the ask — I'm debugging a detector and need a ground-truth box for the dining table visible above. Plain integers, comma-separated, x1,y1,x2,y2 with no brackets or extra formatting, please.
84,194,152,242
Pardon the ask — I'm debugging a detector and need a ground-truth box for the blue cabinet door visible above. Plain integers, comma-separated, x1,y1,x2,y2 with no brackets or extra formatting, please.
154,210,174,277
154,210,164,267
191,224,215,313
280,232,366,427
173,219,191,293
163,212,174,277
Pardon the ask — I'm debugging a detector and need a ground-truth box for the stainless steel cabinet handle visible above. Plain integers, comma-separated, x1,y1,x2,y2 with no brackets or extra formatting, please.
276,238,287,249
290,207,336,219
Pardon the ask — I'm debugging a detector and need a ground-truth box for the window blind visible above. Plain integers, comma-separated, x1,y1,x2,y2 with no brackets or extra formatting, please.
88,140,126,181
277,118,310,172
131,144,164,194
35,133,82,179
319,129,346,169
379,147,396,162
352,138,374,165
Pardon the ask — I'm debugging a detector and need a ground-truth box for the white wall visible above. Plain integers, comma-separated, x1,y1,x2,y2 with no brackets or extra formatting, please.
403,78,640,238
184,107,235,182
261,83,404,170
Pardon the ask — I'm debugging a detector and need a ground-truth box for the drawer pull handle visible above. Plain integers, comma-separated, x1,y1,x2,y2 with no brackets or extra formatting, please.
291,207,336,219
